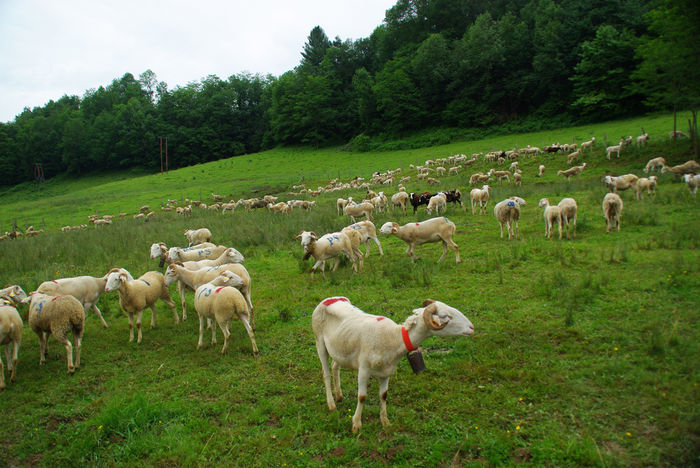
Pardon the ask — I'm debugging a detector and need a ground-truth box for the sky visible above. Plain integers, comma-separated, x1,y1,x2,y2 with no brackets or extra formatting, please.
0,0,397,123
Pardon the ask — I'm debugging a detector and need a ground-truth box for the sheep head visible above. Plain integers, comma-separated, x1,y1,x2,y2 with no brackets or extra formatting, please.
224,248,245,264
538,198,550,208
104,270,128,292
3,285,27,304
379,222,399,235
418,300,474,337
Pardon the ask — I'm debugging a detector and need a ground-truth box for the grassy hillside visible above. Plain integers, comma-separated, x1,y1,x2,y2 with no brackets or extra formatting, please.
0,112,698,467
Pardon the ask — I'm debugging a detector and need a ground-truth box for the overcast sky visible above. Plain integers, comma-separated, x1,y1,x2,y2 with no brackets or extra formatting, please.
0,0,396,123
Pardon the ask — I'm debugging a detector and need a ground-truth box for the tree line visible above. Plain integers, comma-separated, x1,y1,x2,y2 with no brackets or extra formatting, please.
0,0,697,186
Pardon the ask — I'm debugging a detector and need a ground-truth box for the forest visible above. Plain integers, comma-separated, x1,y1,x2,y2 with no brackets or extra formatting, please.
0,0,697,186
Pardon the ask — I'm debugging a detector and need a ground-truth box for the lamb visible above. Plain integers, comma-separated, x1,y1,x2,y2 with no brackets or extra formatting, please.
633,176,658,200
370,192,388,213
426,192,447,215
567,149,582,164
682,173,700,194
36,269,134,329
164,262,253,325
644,157,666,173
104,269,178,343
580,137,595,152
0,286,27,388
184,228,212,246
448,166,459,176
379,217,460,263
636,133,649,147
342,221,383,258
296,231,358,279
661,160,700,176
336,198,350,215
606,144,622,160
312,297,473,432
22,291,84,373
604,174,638,193
391,192,409,213
557,198,578,239
537,165,545,177
343,201,374,222
436,166,446,176
538,198,562,240
602,193,623,233
193,271,259,356
513,172,522,186
557,163,587,181
493,197,526,240
469,185,491,215
166,245,229,264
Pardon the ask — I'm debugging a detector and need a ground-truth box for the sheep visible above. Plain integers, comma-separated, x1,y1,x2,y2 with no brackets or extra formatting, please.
426,192,447,215
149,242,216,267
211,193,224,202
469,172,490,185
682,173,700,194
343,201,374,223
606,144,622,160
268,202,291,214
184,228,212,246
661,160,700,176
602,193,623,233
567,149,582,165
178,247,245,271
296,231,358,279
426,177,440,185
336,198,350,215
448,166,459,176
508,161,519,172
669,130,688,140
436,166,446,176
644,157,666,173
391,191,409,213
164,262,253,326
633,176,658,200
93,219,112,227
538,198,562,240
493,197,526,240
22,291,84,373
604,174,638,193
469,185,491,215
312,297,473,432
0,286,27,389
513,172,522,186
379,217,460,263
580,137,595,152
537,165,545,177
492,170,511,184
557,198,578,239
104,269,178,343
370,192,388,213
166,245,229,264
557,163,587,181
342,221,383,258
636,133,649,147
193,271,259,356
620,136,634,147
36,269,134,329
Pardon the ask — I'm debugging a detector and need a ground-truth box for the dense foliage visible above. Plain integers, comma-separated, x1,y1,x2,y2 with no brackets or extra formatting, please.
1,0,698,185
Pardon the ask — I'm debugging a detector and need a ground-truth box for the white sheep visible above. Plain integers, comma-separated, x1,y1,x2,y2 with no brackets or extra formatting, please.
493,197,526,240
513,172,522,186
606,144,622,160
661,160,700,177
391,192,409,213
166,245,229,264
633,176,658,200
669,130,688,140
296,231,358,279
469,185,491,215
644,157,666,173
370,192,388,213
557,163,587,181
557,198,578,239
380,217,460,263
682,173,700,194
537,165,545,177
177,247,245,271
312,297,473,432
149,242,216,266
341,221,383,258
604,174,638,193
184,228,212,246
336,198,350,215
580,137,595,152
426,192,447,215
602,193,623,233
343,201,374,223
105,269,178,343
193,271,259,356
538,198,562,240
636,133,649,147
0,286,27,388
22,291,84,373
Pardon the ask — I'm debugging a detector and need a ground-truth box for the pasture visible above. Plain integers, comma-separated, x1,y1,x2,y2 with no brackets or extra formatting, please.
0,112,698,467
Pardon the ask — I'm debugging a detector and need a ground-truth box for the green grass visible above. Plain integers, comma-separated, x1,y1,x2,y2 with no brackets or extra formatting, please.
0,112,698,467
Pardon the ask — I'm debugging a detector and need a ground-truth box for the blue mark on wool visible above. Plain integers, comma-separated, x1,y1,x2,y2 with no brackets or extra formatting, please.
140,279,151,286
197,288,213,300
198,249,211,258
326,235,340,246
36,300,46,315
507,200,515,207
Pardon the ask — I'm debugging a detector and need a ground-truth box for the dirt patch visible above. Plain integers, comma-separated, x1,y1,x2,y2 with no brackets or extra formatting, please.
328,447,345,458
513,447,532,463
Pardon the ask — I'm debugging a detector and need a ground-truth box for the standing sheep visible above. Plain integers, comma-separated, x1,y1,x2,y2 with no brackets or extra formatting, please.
633,176,657,200
470,185,491,215
391,192,409,213
602,193,623,233
296,231,358,279
380,217,460,263
557,198,578,239
538,198,562,240
493,197,526,240
184,228,212,246
0,286,27,388
341,221,383,258
682,173,700,194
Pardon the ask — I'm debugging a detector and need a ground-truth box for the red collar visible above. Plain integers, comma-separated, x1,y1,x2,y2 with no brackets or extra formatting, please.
401,327,416,351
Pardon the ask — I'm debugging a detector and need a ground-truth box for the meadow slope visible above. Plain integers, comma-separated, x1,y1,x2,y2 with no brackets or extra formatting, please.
0,112,698,467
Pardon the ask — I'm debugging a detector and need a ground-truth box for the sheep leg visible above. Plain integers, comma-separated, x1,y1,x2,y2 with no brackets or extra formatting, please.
149,303,157,329
499,223,504,238
331,257,340,272
218,321,228,354
177,280,187,321
557,220,562,240
54,334,74,374
331,360,343,402
161,294,179,324
91,304,109,328
379,377,390,427
127,313,135,342
74,333,82,369
315,338,336,411
136,310,143,344
371,236,384,256
0,350,4,389
197,316,205,349
38,332,48,365
239,315,259,356
212,318,218,346
438,241,449,263
352,367,370,433
243,288,254,331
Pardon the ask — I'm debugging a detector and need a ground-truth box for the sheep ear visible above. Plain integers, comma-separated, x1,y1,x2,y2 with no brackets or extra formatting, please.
310,231,317,239
295,231,303,239
119,273,128,282
175,262,184,266
422,299,436,307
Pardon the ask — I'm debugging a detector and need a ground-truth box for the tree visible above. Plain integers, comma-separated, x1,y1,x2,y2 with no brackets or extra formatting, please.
300,26,331,71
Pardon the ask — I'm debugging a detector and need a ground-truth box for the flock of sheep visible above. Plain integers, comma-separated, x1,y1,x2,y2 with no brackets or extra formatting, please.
1,128,699,432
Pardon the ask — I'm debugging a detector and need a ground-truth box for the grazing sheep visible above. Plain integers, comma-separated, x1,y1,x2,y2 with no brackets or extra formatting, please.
469,172,491,185
602,193,623,233
380,217,460,263
184,228,212,246
682,173,700,194
557,198,578,239
436,166,446,176
633,176,658,200
336,198,350,215
166,245,229,264
661,160,700,176
448,166,459,176
312,297,473,432
669,130,688,140
469,185,491,215
343,201,374,223
296,231,358,279
567,149,582,164
537,165,545,177
391,192,409,213
426,192,447,215
557,163,587,181
104,269,178,343
493,197,526,240
149,242,216,266
492,170,511,184
193,271,258,356
0,286,27,389
513,172,522,186
606,144,622,160
342,221,383,258
178,247,245,271
580,137,595,152
538,198,562,240
426,177,440,185
23,292,84,373
644,157,666,173
604,174,638,193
